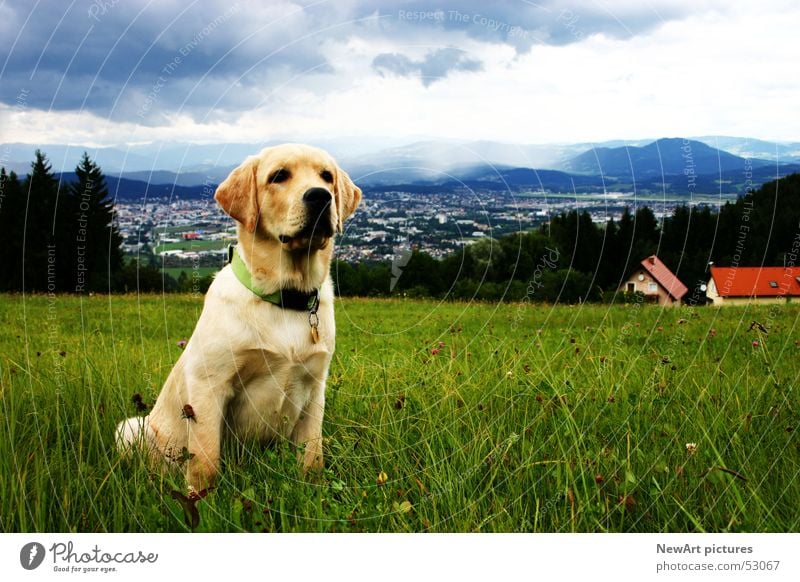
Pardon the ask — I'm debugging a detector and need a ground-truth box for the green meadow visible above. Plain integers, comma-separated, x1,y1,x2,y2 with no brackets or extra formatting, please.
0,294,798,532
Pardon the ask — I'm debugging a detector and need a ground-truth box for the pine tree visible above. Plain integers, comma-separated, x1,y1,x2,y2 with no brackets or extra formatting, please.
0,168,25,290
69,152,124,292
22,150,61,291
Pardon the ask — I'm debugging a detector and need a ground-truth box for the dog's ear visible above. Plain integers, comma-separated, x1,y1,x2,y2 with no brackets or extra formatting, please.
215,158,259,233
334,166,362,234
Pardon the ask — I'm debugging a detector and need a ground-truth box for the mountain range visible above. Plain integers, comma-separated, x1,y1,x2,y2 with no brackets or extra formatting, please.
3,136,799,199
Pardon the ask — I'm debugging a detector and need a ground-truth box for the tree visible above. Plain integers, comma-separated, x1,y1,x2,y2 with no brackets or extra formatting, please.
632,206,659,259
393,250,445,296
0,169,25,291
69,152,124,292
22,150,61,291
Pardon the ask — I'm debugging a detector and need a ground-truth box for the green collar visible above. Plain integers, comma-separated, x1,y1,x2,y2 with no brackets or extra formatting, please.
228,245,320,311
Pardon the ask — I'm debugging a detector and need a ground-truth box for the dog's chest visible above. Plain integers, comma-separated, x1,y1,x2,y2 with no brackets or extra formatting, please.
226,342,331,441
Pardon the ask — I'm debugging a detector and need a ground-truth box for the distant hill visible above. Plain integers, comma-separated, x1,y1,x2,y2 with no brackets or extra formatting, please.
692,136,800,163
58,164,800,200
4,136,796,199
5,135,797,185
364,163,800,197
563,138,775,179
110,168,235,187
56,172,211,201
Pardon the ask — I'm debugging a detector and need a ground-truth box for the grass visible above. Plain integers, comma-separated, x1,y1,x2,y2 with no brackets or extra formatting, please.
0,294,798,532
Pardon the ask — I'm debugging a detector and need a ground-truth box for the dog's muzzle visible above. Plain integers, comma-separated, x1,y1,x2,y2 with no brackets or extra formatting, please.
279,187,334,251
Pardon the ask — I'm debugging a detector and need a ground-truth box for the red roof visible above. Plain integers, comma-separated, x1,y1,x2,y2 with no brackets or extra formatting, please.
710,266,800,297
640,255,688,300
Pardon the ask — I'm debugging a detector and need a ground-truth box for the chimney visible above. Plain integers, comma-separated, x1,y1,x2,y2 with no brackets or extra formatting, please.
649,256,656,265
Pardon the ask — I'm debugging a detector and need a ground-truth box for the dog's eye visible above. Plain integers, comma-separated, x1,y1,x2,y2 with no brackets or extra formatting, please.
320,170,333,183
269,169,290,184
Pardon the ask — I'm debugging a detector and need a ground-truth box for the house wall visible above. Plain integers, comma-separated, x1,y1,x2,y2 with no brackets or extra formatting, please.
706,277,795,305
619,269,678,306
712,296,793,305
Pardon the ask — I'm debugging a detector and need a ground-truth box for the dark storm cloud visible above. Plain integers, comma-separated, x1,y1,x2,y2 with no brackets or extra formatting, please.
373,48,482,86
0,0,335,121
0,0,695,120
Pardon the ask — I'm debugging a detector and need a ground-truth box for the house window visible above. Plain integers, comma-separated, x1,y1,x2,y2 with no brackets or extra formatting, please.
648,283,658,293
769,281,778,288
627,283,635,293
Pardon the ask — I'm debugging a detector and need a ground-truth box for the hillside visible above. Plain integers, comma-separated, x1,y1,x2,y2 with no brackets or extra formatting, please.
364,164,800,197
4,137,798,199
563,138,775,178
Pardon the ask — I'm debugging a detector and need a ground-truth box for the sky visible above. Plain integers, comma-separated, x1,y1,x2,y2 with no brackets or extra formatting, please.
0,0,798,148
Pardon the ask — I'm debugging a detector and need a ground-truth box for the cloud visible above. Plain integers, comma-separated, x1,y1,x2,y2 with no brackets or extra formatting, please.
372,48,482,86
0,0,699,119
0,0,335,119
1,0,796,147
361,0,708,51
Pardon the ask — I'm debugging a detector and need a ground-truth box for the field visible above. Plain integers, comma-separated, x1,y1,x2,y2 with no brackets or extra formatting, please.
0,294,798,532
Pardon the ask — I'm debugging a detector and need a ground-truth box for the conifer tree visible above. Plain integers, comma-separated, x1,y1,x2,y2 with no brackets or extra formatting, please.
0,168,25,290
69,152,124,291
22,150,61,291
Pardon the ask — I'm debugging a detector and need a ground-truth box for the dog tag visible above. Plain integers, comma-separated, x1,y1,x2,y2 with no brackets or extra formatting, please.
308,311,320,343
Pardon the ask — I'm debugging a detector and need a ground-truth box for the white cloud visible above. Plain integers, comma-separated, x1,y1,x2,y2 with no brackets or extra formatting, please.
1,0,797,147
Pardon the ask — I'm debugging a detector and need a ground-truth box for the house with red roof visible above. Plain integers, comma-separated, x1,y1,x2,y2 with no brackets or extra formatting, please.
706,266,800,305
619,255,688,306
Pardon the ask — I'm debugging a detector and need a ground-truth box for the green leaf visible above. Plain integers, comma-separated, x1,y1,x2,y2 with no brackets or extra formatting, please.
393,500,413,514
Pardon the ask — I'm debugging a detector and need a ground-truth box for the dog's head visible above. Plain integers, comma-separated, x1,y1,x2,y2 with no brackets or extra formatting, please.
214,144,361,252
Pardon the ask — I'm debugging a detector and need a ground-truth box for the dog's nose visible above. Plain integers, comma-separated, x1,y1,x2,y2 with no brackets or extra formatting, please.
303,187,332,209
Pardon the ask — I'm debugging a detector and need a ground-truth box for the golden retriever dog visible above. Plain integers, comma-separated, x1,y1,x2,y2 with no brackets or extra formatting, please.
116,144,361,492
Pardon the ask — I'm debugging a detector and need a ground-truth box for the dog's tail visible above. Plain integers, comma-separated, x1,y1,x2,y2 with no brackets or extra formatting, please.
115,416,150,454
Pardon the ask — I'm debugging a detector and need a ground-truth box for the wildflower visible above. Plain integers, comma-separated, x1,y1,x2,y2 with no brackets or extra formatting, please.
619,494,636,513
376,471,388,486
506,371,513,378
686,442,697,455
177,339,188,349
709,328,716,337
752,340,759,348
431,348,440,355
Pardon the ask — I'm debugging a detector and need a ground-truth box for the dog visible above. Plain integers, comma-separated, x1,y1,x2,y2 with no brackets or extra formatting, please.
116,144,361,492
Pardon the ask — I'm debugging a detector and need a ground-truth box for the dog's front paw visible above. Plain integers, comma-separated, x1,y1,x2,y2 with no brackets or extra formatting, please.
186,457,218,492
300,439,324,476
